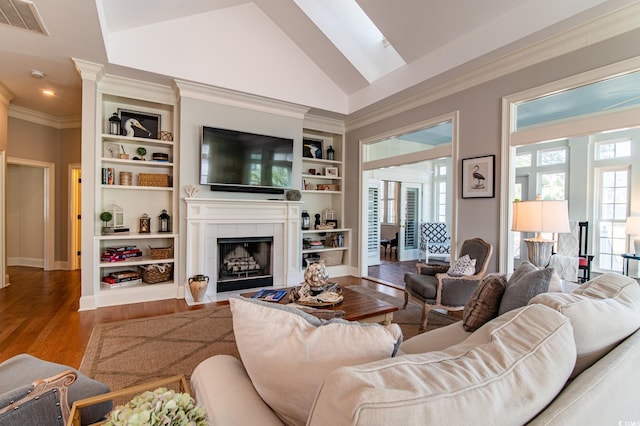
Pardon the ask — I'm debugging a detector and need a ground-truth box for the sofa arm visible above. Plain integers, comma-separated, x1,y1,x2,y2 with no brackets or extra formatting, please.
399,321,470,355
191,355,283,426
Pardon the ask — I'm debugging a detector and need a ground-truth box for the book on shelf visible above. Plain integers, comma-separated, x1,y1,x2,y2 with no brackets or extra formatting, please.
105,245,137,252
108,269,140,280
101,250,142,262
252,289,287,302
101,278,142,288
102,274,140,284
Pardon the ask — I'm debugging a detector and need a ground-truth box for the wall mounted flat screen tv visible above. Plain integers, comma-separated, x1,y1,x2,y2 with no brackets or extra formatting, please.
200,126,294,193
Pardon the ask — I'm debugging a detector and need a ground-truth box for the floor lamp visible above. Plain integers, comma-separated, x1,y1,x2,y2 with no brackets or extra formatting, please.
512,196,570,267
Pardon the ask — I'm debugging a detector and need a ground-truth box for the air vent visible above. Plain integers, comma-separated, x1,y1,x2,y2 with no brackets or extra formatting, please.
0,0,48,35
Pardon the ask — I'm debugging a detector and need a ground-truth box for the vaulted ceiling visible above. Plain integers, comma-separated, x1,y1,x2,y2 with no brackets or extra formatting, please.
0,0,638,122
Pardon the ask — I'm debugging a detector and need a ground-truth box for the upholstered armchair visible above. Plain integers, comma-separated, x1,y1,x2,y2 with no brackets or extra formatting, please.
0,354,112,426
419,222,451,261
404,238,493,329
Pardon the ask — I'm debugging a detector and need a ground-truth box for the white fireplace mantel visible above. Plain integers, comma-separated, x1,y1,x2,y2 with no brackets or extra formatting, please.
185,198,303,303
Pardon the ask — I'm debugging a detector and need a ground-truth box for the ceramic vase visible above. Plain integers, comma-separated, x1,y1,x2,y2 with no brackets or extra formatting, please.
188,275,209,302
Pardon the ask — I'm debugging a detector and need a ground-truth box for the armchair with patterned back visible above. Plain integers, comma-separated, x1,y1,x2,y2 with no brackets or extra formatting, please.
549,221,593,283
404,238,493,330
419,222,451,262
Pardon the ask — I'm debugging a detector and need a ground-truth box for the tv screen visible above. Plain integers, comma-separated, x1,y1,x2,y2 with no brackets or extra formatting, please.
200,126,294,192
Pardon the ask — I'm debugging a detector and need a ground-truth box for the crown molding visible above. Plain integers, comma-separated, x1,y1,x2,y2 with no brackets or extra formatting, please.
303,114,345,134
99,74,178,106
345,2,640,132
174,79,309,120
8,105,81,129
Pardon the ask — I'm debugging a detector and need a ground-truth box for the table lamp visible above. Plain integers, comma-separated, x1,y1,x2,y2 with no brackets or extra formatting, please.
625,217,640,256
512,195,570,267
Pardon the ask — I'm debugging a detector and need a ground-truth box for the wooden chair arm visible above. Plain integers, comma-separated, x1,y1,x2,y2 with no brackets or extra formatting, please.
0,370,77,424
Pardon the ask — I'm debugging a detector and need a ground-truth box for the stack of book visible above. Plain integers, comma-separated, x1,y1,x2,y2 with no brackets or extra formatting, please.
101,245,142,262
102,270,141,288
303,239,325,250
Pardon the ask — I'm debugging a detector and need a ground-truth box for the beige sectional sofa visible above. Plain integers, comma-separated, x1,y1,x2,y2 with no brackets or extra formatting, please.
191,273,640,425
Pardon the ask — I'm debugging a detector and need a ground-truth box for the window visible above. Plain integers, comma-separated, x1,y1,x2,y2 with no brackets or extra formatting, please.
596,168,629,272
515,153,531,168
434,161,448,223
596,140,631,160
538,172,566,200
538,148,566,166
380,181,398,224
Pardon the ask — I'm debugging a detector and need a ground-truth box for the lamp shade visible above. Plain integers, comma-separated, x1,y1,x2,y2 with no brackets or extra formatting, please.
625,217,640,235
512,199,570,234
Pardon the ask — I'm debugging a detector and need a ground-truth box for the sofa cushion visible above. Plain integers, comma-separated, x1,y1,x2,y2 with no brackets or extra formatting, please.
529,272,640,377
498,262,553,315
462,273,507,331
308,304,576,426
447,254,476,276
229,296,402,426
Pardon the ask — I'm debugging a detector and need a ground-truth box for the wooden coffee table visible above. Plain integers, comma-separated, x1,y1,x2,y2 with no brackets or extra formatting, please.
242,286,398,324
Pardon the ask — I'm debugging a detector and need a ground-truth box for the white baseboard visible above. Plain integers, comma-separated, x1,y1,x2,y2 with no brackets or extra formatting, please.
7,257,43,268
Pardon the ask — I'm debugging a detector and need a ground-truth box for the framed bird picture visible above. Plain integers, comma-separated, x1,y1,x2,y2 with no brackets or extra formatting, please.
118,108,161,139
302,137,323,159
462,154,495,198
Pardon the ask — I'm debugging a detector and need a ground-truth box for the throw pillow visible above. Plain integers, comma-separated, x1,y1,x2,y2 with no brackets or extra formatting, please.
447,254,477,276
498,262,553,315
229,296,402,426
462,273,507,331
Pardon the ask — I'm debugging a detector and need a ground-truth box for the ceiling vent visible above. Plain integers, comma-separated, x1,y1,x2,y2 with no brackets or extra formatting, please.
0,0,48,35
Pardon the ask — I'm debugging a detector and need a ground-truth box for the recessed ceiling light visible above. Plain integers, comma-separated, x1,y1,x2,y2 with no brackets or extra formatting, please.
42,89,56,96
31,70,45,78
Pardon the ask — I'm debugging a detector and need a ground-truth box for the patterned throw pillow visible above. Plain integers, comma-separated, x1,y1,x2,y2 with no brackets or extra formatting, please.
462,274,508,331
447,254,477,276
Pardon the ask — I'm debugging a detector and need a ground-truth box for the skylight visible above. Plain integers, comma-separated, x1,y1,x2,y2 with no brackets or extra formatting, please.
293,0,405,83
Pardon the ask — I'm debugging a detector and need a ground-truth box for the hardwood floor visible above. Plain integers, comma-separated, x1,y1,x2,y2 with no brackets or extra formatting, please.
0,266,403,369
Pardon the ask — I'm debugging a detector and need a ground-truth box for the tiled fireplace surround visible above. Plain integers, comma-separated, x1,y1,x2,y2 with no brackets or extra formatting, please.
185,198,304,303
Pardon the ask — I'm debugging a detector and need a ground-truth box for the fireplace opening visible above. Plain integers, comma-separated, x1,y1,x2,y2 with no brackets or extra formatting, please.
217,236,273,292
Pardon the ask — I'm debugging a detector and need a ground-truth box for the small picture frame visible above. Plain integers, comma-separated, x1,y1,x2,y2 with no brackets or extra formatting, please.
118,108,161,139
462,154,495,198
303,138,323,159
324,167,339,177
325,219,338,229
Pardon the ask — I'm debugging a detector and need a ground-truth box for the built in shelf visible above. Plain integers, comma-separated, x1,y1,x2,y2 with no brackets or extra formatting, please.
99,257,175,268
102,134,174,148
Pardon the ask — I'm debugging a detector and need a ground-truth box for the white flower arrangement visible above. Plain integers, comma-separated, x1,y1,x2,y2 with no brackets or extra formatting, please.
104,387,207,426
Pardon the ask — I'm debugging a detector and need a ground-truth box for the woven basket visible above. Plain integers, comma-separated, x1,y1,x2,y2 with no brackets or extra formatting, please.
149,245,172,259
138,173,170,187
319,251,343,266
139,263,173,284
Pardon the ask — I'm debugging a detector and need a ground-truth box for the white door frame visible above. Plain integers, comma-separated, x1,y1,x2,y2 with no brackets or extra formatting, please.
69,163,81,270
7,157,55,271
398,182,421,261
358,112,459,277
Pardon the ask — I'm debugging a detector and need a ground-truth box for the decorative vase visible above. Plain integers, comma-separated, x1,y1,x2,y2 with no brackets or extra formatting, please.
304,259,329,291
188,275,209,302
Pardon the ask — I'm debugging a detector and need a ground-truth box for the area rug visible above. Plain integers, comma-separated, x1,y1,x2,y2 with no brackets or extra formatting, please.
80,287,459,391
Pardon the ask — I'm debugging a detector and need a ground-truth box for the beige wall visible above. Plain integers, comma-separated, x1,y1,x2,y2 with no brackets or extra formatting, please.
7,117,81,266
345,28,640,273
7,164,44,264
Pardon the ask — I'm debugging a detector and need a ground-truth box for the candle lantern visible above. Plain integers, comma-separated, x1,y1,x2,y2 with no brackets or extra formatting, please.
108,112,121,135
158,209,172,233
138,213,151,233
108,204,125,228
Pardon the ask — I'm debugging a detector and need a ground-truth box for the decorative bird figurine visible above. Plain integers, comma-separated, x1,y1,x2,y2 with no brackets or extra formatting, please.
123,118,152,137
472,165,485,188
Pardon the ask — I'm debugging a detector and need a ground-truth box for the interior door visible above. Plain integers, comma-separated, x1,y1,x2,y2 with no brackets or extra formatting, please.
399,183,421,261
366,180,381,266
